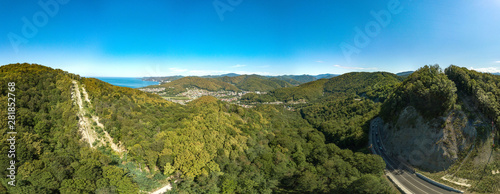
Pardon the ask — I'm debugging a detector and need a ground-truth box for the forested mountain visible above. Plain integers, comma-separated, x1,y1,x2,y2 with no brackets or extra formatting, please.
150,76,240,94
9,63,496,193
268,74,337,83
0,64,139,193
243,72,402,103
148,75,303,95
143,76,184,83
271,75,317,83
445,65,500,129
381,65,457,120
215,75,297,91
380,65,499,193
239,72,403,154
322,72,403,101
143,74,338,86
0,63,392,193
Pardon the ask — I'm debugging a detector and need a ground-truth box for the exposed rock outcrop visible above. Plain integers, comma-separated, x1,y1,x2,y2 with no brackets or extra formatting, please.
381,106,475,172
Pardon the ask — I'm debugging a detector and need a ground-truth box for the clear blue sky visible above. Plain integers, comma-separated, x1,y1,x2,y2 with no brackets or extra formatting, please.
1,0,499,77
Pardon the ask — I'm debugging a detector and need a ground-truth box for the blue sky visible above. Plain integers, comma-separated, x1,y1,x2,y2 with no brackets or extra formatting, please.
1,0,499,77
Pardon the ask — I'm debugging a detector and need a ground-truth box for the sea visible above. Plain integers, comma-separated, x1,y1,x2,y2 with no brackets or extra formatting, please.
94,77,159,88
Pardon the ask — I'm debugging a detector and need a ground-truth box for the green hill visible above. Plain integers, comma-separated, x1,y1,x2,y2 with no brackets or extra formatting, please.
148,75,300,95
0,63,142,193
381,65,457,120
445,65,500,127
240,72,403,154
273,74,318,83
143,74,337,86
152,76,240,94
216,75,296,91
247,71,402,103
269,78,330,102
377,65,499,193
323,72,402,101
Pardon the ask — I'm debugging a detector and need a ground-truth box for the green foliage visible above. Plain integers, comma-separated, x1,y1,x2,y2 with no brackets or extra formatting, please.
240,92,276,103
0,63,140,193
149,76,239,95
349,174,394,194
166,103,389,193
270,78,330,102
253,72,401,103
301,97,380,150
274,74,318,84
0,63,394,193
216,75,296,92
446,65,500,130
323,72,402,102
382,65,458,120
102,166,138,193
145,74,303,95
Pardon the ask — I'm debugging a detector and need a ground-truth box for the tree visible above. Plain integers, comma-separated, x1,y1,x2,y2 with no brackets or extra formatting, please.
349,174,394,194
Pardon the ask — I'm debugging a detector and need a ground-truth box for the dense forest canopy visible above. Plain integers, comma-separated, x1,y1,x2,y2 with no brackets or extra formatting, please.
0,64,138,193
215,75,297,92
445,65,500,128
149,76,240,95
143,74,338,86
0,63,392,193
147,74,311,96
381,65,458,121
2,63,498,193
243,72,402,103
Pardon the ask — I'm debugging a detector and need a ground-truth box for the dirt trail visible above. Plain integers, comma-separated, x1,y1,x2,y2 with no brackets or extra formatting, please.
71,80,125,153
150,183,172,194
441,175,471,187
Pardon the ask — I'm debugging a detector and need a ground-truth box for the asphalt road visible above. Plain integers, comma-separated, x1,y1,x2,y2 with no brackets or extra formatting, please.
370,118,460,194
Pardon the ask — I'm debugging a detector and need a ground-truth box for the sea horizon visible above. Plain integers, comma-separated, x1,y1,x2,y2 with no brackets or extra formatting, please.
93,77,159,88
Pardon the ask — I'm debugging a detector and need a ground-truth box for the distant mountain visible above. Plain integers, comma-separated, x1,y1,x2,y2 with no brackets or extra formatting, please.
201,73,241,78
143,75,183,82
396,71,414,77
271,75,317,84
248,72,401,103
215,75,296,91
220,73,240,77
152,76,240,94
146,74,302,95
315,73,338,79
265,74,339,83
142,73,339,84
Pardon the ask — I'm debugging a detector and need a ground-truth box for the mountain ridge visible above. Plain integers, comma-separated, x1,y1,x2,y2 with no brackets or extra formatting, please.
143,73,339,84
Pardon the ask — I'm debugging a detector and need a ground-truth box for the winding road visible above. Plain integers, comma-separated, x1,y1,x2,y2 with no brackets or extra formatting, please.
370,118,461,194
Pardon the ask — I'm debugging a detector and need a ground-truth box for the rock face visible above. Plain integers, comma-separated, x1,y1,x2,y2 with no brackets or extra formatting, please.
381,106,476,172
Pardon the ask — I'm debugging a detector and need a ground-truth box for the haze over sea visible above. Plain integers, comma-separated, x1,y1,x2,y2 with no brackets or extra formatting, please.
94,77,159,88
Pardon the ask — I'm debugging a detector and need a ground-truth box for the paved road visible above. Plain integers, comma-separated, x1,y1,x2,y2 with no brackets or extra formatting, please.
370,118,460,194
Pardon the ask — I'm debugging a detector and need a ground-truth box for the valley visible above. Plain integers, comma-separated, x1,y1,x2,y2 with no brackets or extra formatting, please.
0,63,499,193
3,1,498,193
